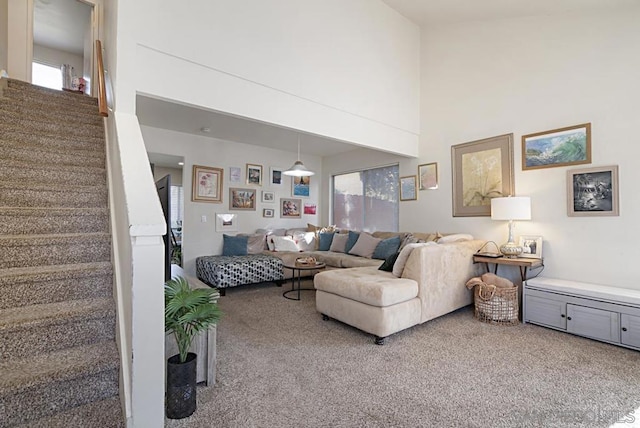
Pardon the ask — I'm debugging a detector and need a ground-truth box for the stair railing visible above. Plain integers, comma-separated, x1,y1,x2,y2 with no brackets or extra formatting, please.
96,40,108,117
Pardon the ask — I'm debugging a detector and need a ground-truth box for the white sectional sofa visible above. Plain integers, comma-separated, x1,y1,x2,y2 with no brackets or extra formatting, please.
314,239,485,344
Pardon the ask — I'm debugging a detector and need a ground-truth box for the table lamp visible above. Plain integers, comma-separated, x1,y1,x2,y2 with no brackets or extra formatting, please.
491,196,531,258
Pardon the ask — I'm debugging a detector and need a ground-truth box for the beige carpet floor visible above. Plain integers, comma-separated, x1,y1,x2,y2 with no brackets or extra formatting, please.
165,280,640,428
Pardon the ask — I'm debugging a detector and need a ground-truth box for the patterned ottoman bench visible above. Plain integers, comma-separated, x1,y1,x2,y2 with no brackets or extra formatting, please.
196,254,285,295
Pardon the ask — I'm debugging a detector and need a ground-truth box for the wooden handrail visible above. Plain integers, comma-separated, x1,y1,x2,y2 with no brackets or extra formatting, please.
96,40,108,117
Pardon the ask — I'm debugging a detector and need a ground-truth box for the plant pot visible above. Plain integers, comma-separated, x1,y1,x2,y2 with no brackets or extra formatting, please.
166,352,197,419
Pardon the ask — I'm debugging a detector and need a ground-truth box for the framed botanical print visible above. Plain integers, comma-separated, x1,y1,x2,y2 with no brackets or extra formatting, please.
451,134,514,217
192,165,223,203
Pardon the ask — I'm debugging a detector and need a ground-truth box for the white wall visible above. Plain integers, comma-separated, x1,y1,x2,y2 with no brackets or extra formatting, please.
0,0,7,71
7,0,33,81
404,6,640,289
132,0,420,157
141,125,322,275
33,44,83,75
153,166,182,186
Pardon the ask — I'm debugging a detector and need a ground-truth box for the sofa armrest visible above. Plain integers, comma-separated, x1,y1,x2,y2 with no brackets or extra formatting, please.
401,239,485,323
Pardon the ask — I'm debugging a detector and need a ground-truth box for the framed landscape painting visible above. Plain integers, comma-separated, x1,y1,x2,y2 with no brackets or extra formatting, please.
399,176,417,201
567,165,619,217
192,165,223,203
451,134,514,217
229,188,256,211
522,123,591,171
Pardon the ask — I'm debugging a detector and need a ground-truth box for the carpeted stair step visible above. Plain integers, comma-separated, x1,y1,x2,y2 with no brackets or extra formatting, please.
0,87,98,119
0,233,111,269
0,207,109,235
0,298,115,359
15,396,124,428
5,79,98,107
0,341,119,428
0,99,102,128
1,160,106,187
0,109,104,140
0,262,113,309
0,127,105,151
0,138,104,168
0,182,107,208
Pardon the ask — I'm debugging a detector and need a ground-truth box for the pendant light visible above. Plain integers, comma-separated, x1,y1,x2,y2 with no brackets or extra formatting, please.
283,135,314,177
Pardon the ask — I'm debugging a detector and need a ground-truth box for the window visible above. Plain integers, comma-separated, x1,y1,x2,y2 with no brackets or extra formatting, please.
332,164,399,232
32,62,62,90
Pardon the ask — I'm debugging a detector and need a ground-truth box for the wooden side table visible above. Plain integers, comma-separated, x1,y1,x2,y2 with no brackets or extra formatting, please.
472,255,544,282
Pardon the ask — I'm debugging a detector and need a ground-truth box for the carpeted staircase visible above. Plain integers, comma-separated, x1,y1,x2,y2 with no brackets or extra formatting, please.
0,79,123,427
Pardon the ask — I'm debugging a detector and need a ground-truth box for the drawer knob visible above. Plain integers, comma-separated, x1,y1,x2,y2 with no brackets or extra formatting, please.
567,316,572,321
622,327,628,332
560,314,566,318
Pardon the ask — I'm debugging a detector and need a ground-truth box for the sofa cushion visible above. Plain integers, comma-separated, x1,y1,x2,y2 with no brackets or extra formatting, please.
247,234,266,254
348,233,381,258
329,233,349,253
318,232,335,251
378,252,400,272
372,236,401,260
345,231,360,253
222,234,248,256
314,267,418,307
292,231,317,251
272,235,300,252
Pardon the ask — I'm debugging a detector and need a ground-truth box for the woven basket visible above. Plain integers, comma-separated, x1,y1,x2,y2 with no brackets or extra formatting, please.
473,284,519,326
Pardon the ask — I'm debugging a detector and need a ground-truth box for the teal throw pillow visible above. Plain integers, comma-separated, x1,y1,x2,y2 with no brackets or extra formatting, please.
372,236,401,260
345,231,360,253
222,234,248,256
318,232,335,251
378,252,400,272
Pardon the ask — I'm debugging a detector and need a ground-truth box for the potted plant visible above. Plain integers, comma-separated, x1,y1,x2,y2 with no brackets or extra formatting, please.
165,276,221,419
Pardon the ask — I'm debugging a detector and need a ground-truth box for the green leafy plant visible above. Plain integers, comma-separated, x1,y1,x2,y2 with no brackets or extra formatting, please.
165,276,221,363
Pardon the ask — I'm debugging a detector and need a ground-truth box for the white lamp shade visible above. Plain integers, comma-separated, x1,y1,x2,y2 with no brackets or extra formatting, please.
283,161,315,177
491,196,531,221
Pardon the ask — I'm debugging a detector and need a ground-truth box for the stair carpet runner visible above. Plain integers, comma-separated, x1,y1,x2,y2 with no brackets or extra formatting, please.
0,79,123,427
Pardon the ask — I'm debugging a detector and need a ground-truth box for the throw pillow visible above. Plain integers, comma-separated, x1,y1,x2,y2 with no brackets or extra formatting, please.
437,233,474,244
378,251,400,272
345,231,360,253
372,236,401,260
272,235,300,252
222,234,248,256
392,243,426,277
292,231,317,252
399,233,418,251
318,232,335,251
348,233,382,258
247,234,266,254
329,233,349,253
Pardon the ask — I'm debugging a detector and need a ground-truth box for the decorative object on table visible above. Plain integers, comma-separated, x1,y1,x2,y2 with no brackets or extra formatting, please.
229,167,241,183
192,165,223,203
491,196,531,258
518,235,543,259
418,162,438,190
283,135,314,177
263,208,274,218
215,213,238,232
229,188,256,210
475,241,502,258
261,191,275,203
304,202,317,215
165,276,221,419
399,176,417,201
295,256,317,266
466,273,518,326
280,198,302,218
292,175,310,197
567,165,619,217
270,167,284,185
522,123,591,171
246,163,263,186
452,134,514,217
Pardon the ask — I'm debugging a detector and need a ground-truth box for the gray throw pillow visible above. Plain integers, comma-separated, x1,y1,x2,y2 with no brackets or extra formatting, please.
329,233,349,253
348,233,381,258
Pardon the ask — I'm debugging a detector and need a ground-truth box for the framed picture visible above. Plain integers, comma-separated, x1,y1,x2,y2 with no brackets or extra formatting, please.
263,208,274,218
292,176,310,197
246,163,262,186
192,165,223,203
304,202,317,215
280,198,302,218
518,235,543,259
522,123,591,171
567,165,619,217
229,166,242,183
400,176,417,201
215,213,238,232
452,133,514,217
229,188,256,211
270,167,284,186
261,191,275,203
418,162,438,190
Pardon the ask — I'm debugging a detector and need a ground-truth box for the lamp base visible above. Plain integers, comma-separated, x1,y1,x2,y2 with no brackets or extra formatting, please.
500,242,523,258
